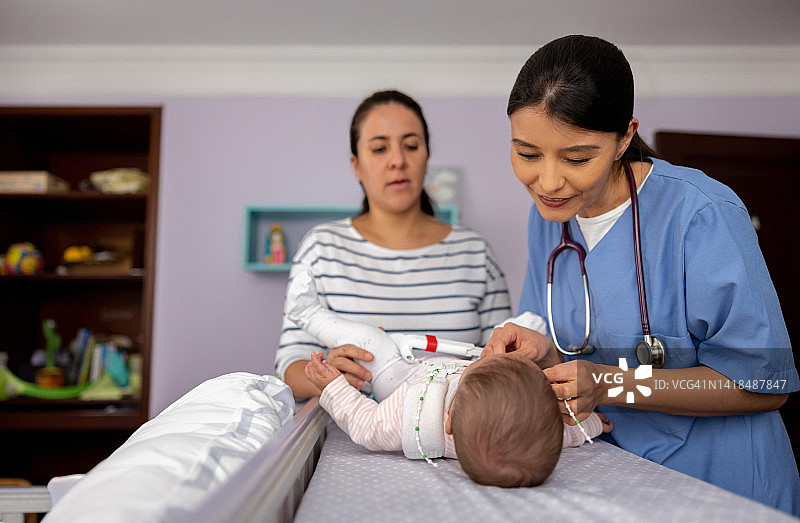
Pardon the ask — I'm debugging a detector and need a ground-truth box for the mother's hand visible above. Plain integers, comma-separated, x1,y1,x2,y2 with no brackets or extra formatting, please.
482,323,561,368
325,344,374,389
544,360,605,423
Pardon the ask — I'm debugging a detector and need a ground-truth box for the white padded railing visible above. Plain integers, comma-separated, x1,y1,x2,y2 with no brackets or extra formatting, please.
184,397,329,523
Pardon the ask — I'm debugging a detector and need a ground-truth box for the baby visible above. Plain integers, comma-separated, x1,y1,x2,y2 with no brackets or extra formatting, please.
307,350,610,487
287,267,612,486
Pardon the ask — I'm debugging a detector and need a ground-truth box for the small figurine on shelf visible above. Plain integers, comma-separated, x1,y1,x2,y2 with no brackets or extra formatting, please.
0,241,44,275
35,318,65,388
264,224,287,265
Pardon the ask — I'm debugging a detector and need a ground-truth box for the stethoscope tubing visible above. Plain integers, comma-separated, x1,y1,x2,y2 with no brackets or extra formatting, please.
625,161,653,344
546,219,591,355
547,160,655,356
547,276,590,355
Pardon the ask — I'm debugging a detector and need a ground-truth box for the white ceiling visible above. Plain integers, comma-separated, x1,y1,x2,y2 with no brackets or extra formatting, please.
1,0,800,47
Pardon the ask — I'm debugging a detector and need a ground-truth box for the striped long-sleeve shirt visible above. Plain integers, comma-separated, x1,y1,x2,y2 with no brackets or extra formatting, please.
318,374,605,455
275,218,512,380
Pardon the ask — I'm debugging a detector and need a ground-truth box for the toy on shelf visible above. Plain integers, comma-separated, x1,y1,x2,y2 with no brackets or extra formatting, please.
0,242,44,275
264,224,287,265
0,365,91,401
35,319,65,388
0,326,142,401
58,237,135,276
63,245,94,263
87,167,149,194
0,363,140,401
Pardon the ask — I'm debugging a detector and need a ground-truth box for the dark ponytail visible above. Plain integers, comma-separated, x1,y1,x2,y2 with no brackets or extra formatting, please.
507,35,659,162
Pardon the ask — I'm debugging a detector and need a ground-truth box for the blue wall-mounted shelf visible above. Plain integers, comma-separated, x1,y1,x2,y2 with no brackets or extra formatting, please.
244,204,458,272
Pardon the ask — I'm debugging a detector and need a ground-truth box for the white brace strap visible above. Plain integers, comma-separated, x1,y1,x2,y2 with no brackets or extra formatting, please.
401,362,468,462
401,374,448,460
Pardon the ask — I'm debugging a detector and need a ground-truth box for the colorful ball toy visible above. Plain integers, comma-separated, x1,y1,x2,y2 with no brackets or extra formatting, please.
1,242,44,275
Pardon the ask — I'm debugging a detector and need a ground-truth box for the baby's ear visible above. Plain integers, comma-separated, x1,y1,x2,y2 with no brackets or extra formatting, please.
444,414,453,435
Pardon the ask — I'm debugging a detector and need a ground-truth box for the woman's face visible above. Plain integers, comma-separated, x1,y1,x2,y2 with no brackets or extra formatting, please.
351,103,429,215
509,106,635,221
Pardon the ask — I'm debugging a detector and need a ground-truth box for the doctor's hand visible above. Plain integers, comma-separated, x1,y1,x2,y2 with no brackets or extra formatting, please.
544,360,605,424
324,344,374,390
482,323,562,368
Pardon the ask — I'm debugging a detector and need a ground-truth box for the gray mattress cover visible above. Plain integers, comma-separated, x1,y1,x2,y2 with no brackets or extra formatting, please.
295,425,796,522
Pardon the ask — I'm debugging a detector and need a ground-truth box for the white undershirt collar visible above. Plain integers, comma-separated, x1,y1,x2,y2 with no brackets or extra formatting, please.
575,163,653,251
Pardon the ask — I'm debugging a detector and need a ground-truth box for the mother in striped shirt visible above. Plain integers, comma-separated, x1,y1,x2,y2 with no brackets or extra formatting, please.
276,90,512,399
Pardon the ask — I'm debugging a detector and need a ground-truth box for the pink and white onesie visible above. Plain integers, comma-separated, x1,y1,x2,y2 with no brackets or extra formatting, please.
318,361,605,460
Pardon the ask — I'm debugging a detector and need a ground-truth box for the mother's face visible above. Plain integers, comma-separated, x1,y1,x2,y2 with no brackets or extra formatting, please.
351,103,429,215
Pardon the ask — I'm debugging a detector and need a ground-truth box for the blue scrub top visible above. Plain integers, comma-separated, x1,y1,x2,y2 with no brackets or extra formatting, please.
520,158,800,514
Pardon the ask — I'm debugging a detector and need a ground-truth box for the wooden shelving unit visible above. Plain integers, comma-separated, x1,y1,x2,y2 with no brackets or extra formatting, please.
0,106,160,482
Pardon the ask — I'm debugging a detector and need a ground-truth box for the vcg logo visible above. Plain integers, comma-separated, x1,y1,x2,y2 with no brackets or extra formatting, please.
592,358,652,403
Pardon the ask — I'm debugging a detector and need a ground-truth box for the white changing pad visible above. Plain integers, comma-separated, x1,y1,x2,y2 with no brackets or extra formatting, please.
295,426,795,522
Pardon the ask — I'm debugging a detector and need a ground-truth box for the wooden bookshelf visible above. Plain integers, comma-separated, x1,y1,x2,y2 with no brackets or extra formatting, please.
0,106,160,483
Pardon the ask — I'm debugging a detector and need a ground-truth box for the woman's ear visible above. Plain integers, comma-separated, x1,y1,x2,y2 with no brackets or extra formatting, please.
350,154,363,183
445,413,453,435
616,118,639,160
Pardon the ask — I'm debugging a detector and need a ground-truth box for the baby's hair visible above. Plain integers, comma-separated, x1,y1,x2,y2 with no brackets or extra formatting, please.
450,356,562,487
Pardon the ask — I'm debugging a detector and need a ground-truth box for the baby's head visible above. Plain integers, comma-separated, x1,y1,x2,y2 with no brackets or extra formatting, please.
447,353,562,487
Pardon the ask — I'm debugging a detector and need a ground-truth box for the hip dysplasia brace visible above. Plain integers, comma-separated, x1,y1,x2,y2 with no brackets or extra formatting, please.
285,267,482,401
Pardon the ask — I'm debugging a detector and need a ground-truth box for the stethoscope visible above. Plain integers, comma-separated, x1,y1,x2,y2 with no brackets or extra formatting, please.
545,160,665,368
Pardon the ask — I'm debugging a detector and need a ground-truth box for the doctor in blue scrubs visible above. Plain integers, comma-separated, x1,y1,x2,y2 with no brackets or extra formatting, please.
483,35,800,515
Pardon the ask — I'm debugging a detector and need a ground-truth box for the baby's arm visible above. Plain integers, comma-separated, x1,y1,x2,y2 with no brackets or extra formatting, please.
309,354,407,452
562,411,613,447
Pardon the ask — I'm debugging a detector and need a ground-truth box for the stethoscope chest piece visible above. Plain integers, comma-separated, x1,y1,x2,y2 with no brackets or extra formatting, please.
568,344,594,355
636,336,665,368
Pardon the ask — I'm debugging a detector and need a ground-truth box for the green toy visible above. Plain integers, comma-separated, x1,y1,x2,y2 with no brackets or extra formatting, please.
42,318,61,369
0,365,91,400
0,319,86,400
0,364,140,401
0,318,138,401
35,318,66,388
